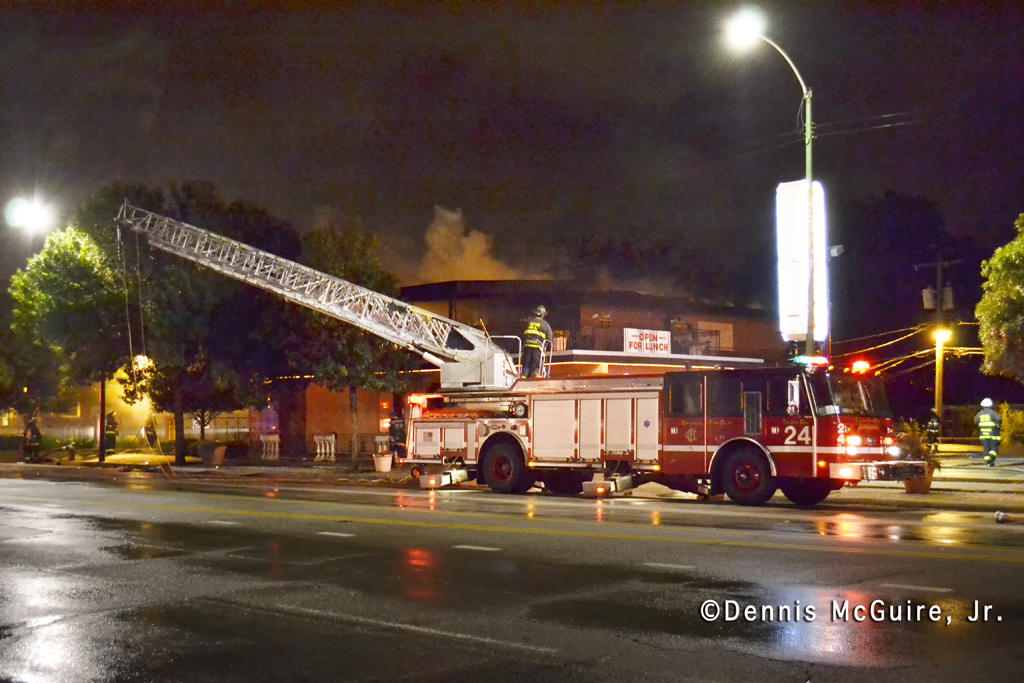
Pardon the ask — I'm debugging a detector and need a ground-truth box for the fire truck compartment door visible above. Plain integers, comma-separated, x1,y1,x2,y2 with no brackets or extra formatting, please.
635,397,659,463
532,399,577,462
415,426,441,457
443,427,466,451
579,399,602,462
605,399,632,455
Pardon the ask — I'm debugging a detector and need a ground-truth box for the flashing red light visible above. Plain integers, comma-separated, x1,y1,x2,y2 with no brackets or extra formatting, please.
794,355,829,367
850,360,871,374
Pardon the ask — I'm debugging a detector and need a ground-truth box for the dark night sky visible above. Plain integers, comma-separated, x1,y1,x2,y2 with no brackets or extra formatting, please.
2,2,1023,295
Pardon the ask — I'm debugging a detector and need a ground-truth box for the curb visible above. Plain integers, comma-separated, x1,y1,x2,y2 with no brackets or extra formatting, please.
4,463,1024,514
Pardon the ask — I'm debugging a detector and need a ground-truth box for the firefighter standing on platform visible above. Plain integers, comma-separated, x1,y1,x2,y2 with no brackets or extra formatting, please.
975,398,1001,467
521,305,553,379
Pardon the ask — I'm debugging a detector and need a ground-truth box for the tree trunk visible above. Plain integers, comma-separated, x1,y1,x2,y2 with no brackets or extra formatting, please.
349,385,359,464
98,377,106,463
174,389,187,466
199,412,206,444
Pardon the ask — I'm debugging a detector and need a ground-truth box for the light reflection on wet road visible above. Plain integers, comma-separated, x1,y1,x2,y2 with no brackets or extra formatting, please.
2,477,1024,682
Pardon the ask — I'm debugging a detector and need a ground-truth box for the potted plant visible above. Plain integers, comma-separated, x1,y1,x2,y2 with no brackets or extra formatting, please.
895,425,941,494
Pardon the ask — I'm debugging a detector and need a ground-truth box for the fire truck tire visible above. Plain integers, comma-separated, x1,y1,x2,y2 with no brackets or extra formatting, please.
779,478,831,507
721,449,777,506
481,443,529,494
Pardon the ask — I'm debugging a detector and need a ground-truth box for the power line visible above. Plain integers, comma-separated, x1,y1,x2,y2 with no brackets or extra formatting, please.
832,326,927,359
816,113,963,139
815,109,929,129
831,324,927,345
885,358,936,378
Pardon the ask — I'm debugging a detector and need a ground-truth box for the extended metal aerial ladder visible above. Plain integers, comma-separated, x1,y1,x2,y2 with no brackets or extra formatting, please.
116,203,518,390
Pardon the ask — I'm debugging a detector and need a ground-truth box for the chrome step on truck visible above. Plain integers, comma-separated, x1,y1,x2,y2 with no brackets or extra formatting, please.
419,467,470,490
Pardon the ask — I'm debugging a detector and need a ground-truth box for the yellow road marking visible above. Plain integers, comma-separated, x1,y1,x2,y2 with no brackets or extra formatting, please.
6,492,1024,565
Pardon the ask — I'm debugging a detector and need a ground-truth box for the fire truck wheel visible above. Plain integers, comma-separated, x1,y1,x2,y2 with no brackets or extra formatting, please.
721,449,777,506
481,443,528,494
779,479,831,507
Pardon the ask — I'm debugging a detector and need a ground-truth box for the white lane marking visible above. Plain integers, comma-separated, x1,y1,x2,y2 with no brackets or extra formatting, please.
453,545,501,552
318,531,355,538
276,604,557,653
643,562,696,571
878,583,953,593
208,520,238,526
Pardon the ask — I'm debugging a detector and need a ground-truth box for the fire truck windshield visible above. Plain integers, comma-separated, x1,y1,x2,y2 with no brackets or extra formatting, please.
808,373,892,418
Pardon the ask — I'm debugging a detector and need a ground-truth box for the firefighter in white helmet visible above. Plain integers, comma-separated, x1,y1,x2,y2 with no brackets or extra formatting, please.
520,305,552,379
974,398,1001,467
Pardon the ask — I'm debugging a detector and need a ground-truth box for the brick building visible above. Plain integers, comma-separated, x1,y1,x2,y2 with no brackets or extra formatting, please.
402,280,786,376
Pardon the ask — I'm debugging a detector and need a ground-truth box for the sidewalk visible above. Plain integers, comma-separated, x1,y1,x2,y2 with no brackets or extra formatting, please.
2,449,1023,514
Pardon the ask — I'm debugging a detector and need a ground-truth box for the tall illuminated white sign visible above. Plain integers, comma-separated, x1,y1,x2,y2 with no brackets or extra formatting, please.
776,179,828,342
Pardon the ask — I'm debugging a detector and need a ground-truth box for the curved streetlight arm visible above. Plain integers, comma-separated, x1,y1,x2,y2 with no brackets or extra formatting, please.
759,35,808,96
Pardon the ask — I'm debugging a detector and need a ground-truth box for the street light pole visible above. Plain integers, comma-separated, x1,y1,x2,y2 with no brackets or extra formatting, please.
934,328,951,435
726,12,818,356
756,35,815,356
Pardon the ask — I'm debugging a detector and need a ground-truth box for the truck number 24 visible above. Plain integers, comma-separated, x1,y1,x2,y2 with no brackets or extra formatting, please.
783,425,812,445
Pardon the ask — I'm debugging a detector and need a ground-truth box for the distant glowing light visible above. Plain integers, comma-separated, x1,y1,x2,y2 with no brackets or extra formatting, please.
725,8,767,51
934,328,952,344
5,197,56,234
850,360,871,374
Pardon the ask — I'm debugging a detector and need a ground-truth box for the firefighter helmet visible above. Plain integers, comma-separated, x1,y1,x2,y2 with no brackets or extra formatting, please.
533,305,547,318
981,398,994,408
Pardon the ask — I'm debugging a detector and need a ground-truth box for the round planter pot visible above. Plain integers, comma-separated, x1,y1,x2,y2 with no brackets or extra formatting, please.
372,454,393,473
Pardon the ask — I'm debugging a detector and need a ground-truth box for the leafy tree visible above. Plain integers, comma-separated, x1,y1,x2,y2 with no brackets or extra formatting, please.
111,183,302,464
0,292,65,419
278,217,417,460
9,227,127,388
976,214,1024,382
8,225,130,450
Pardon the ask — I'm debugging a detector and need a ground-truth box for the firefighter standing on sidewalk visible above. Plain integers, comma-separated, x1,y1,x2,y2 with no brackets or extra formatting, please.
21,417,42,462
975,398,1001,467
521,305,553,379
925,408,940,456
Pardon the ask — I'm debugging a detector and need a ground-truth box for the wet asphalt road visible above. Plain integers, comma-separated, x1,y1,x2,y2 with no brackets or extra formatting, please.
2,478,1024,682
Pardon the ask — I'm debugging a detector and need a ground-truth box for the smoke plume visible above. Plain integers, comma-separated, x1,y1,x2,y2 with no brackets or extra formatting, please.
415,206,542,284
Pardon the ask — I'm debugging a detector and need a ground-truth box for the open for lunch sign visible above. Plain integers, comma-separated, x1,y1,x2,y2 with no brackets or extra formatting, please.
623,328,671,355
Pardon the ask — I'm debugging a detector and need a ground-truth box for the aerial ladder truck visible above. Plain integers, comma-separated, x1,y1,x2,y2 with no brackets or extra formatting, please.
116,203,520,391
118,203,925,506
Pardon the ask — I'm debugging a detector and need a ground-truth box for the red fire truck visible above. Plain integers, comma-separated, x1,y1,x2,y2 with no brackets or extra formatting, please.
116,205,925,507
403,359,926,507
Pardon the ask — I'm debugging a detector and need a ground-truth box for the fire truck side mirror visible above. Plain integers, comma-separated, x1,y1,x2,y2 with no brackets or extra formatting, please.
787,379,801,415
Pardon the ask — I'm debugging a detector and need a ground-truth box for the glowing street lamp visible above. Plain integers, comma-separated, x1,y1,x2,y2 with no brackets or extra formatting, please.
726,9,817,356
5,196,56,235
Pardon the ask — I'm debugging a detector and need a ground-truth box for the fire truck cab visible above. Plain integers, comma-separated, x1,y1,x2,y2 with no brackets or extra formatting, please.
403,363,926,507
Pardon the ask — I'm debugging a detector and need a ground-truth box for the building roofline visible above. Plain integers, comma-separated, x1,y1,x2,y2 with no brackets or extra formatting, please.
400,279,775,319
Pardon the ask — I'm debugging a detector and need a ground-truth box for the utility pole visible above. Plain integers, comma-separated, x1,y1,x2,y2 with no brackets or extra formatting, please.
913,258,963,437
